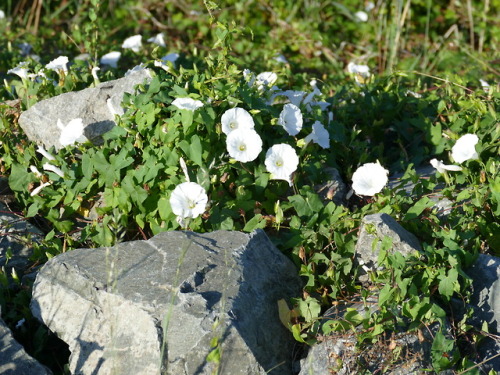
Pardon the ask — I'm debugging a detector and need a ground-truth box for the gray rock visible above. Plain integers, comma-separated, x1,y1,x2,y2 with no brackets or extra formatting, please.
18,69,151,150
0,202,43,285
30,230,302,375
0,315,52,374
315,167,347,206
467,254,500,334
355,213,422,282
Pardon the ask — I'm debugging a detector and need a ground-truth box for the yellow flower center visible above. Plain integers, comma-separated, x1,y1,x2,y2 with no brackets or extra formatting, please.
275,160,283,167
188,200,196,209
239,144,246,151
230,121,237,129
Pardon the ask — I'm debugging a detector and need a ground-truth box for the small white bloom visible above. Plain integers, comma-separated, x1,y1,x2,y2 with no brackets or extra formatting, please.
351,162,389,196
29,165,42,178
265,144,299,185
147,33,166,47
256,71,277,90
226,129,262,162
91,66,100,83
0,10,5,19
451,134,479,163
221,107,255,135
7,62,30,80
36,145,55,161
170,182,208,219
122,34,142,52
171,97,203,111
162,53,179,63
280,90,307,106
479,79,490,92
30,181,52,197
354,11,368,22
45,56,69,73
274,54,288,64
406,90,422,98
43,163,65,178
365,2,375,11
278,103,303,136
57,118,87,147
100,51,121,68
304,121,330,149
347,62,370,77
430,159,462,173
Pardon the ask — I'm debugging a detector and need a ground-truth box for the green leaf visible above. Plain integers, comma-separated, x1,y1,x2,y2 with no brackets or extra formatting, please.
404,196,433,221
9,163,34,192
243,214,267,232
438,268,458,300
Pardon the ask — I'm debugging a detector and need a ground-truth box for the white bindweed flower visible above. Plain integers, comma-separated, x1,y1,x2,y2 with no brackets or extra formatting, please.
221,107,255,135
365,2,375,11
430,159,462,173
45,56,69,73
347,62,370,77
100,51,121,68
30,181,52,197
304,121,330,149
226,128,262,162
354,11,368,22
29,165,42,178
0,10,5,19
451,134,479,163
57,118,87,146
36,145,55,161
43,163,65,178
274,54,288,64
479,79,490,92
147,33,166,47
91,66,100,83
162,53,179,63
171,97,203,111
265,144,299,185
351,162,389,196
280,90,307,106
278,103,303,136
170,182,208,219
256,72,277,90
7,62,30,80
122,34,142,52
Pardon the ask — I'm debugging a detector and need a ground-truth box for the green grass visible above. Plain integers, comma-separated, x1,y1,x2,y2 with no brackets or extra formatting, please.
0,1,499,374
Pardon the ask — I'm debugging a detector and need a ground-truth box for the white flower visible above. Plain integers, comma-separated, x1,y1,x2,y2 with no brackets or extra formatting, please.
365,2,375,11
91,66,100,82
451,134,479,163
57,118,87,146
265,144,299,185
36,145,55,161
30,181,52,197
274,54,288,64
351,162,389,196
162,53,179,63
430,159,462,173
122,34,142,52
479,79,490,92
221,107,255,135
278,103,303,136
243,69,256,86
347,62,370,77
43,163,65,178
0,10,5,19
45,56,69,73
171,97,203,111
30,165,42,178
7,62,30,80
226,129,262,162
280,90,307,106
304,121,330,149
354,11,368,22
170,182,208,219
147,33,166,47
100,51,121,68
256,71,277,90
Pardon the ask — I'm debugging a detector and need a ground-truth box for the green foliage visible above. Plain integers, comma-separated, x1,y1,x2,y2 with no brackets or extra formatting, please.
0,1,499,374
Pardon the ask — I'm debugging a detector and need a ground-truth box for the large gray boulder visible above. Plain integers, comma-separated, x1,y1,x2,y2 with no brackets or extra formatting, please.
18,69,151,150
355,213,422,282
0,311,52,375
30,230,302,375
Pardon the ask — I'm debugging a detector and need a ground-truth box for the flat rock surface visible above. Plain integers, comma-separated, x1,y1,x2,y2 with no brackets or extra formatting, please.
18,69,151,150
31,229,302,375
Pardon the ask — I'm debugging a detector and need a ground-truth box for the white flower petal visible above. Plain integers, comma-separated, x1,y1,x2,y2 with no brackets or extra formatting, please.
59,118,87,146
100,51,121,68
36,146,55,161
226,129,262,162
29,165,42,178
30,181,52,196
256,71,277,90
278,103,303,136
171,97,203,111
221,107,255,135
451,134,479,164
122,35,142,52
169,182,208,219
265,144,299,185
354,11,368,22
43,163,65,178
304,121,330,149
430,159,462,173
161,53,179,63
45,56,69,73
7,62,30,80
352,162,388,196
147,33,166,47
